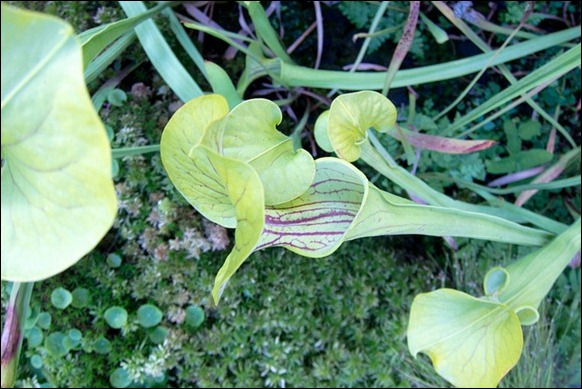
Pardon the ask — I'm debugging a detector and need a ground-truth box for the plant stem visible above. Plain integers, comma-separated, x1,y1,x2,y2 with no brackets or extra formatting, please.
1,282,34,388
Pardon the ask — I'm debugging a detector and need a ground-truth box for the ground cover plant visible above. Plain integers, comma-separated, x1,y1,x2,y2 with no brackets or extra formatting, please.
1,1,580,388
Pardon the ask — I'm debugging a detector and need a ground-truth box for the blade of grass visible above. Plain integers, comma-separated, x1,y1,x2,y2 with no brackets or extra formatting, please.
432,7,532,122
276,27,579,90
515,148,581,206
205,61,242,108
84,31,136,84
162,7,208,80
328,1,390,98
382,1,420,95
313,1,323,69
112,145,160,158
433,1,577,147
80,1,175,66
423,173,581,195
119,1,203,102
448,44,580,134
245,1,294,63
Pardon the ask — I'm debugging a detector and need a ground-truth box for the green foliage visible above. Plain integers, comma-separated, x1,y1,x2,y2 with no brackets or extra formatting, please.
71,287,92,308
110,368,132,388
184,306,204,329
45,332,69,357
2,1,579,388
106,253,123,268
104,307,128,329
137,304,163,328
0,3,117,282
338,2,427,57
50,288,73,310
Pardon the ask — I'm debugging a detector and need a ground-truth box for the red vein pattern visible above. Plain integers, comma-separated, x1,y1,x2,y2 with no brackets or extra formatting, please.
256,159,366,257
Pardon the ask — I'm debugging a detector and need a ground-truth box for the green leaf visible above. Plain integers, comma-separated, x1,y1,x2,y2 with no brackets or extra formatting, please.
136,304,163,328
161,95,233,226
205,61,242,109
93,336,112,354
327,91,397,162
107,88,127,107
36,312,51,330
71,287,92,308
30,354,43,369
205,98,315,205
147,326,168,344
45,331,70,357
104,306,128,329
420,12,449,44
258,158,367,257
119,1,203,102
185,306,205,328
79,1,173,67
25,327,43,348
487,149,553,174
483,267,510,296
110,368,132,388
1,4,117,281
517,119,542,141
503,119,521,155
106,253,122,268
50,287,72,310
205,150,265,303
407,288,523,388
499,218,581,311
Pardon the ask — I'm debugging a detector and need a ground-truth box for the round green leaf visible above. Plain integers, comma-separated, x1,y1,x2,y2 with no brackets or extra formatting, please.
185,306,205,328
110,368,132,388
93,336,112,354
45,332,69,357
26,327,43,348
67,328,82,342
515,306,540,326
50,287,72,309
104,306,128,329
148,326,168,344
160,94,233,227
106,253,122,268
0,4,117,282
30,354,43,369
137,304,163,328
107,88,127,107
484,267,510,296
36,312,51,330
327,91,397,162
71,287,92,308
408,288,523,388
24,304,40,329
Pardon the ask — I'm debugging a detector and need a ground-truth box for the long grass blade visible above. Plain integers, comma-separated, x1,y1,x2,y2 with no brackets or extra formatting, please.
119,1,203,102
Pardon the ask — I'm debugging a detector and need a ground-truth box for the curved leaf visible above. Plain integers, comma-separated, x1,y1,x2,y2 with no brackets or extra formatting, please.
257,158,368,256
207,98,315,205
205,149,264,303
160,95,233,226
388,126,497,154
1,4,117,281
327,91,397,162
499,218,581,311
408,288,523,388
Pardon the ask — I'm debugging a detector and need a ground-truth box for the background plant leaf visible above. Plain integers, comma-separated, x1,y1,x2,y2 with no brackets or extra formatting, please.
1,4,117,281
160,95,233,227
408,288,523,388
327,91,397,162
208,98,315,205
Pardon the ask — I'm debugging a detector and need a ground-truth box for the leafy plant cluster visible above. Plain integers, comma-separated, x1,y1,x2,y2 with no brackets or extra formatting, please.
1,1,580,388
